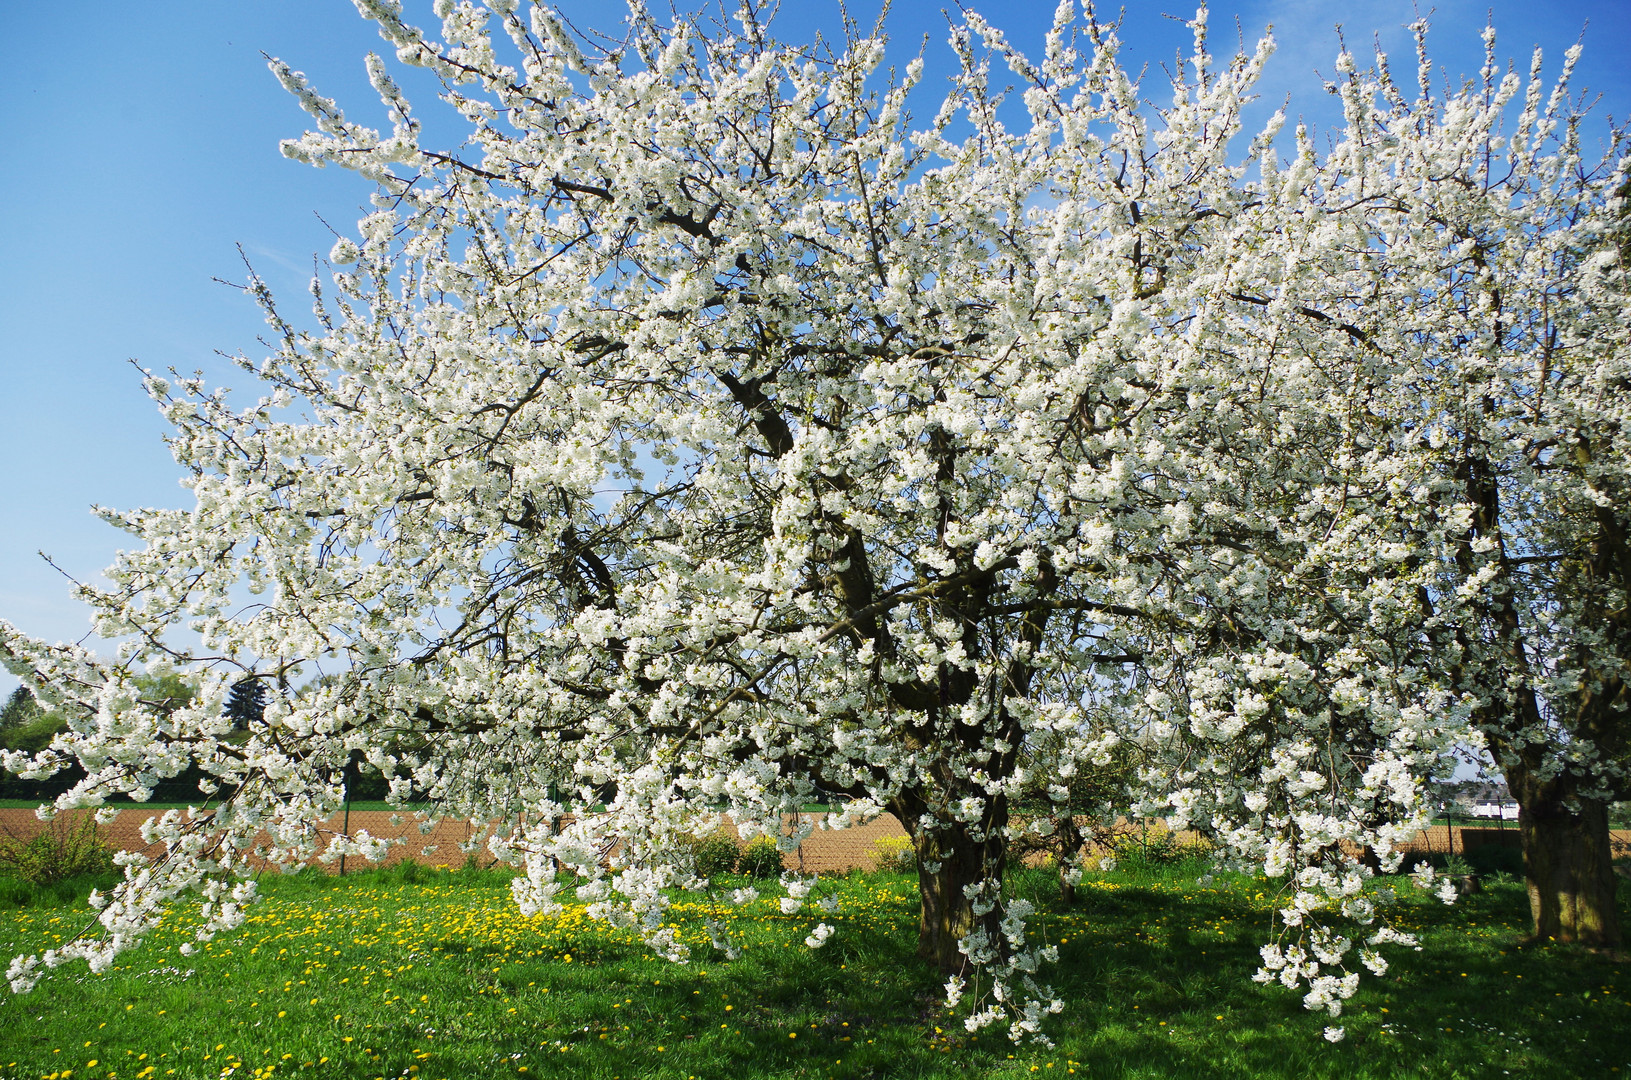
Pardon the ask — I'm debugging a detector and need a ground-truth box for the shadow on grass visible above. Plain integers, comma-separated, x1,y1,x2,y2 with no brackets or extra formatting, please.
0,867,122,908
384,870,1625,1079
0,863,1623,1079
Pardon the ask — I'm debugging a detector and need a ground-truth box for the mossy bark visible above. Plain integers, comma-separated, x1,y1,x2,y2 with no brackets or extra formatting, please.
1514,784,1622,947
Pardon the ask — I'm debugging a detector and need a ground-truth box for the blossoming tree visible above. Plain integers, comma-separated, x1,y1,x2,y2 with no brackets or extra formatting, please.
3,0,1619,1041
1351,34,1630,945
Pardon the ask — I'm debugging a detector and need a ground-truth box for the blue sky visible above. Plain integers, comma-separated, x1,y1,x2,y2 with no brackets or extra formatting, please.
2,0,1627,694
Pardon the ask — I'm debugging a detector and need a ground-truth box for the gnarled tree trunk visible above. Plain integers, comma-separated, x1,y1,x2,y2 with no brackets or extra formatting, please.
1510,767,1623,948
1055,813,1085,906
893,789,1010,975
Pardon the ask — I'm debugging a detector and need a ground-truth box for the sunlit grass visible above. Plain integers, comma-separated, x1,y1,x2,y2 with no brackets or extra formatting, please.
0,858,1622,1079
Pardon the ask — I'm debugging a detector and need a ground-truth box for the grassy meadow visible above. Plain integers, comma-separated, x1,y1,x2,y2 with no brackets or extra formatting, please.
0,856,1623,1080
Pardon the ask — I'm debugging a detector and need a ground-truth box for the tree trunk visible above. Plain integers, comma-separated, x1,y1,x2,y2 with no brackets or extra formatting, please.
1056,813,1085,906
1512,771,1623,948
893,792,1009,975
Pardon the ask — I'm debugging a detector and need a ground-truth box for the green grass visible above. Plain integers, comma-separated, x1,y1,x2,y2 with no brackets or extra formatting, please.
0,858,1622,1080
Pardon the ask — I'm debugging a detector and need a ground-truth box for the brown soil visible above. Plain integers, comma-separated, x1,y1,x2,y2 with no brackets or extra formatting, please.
3,808,1625,876
0,807,914,875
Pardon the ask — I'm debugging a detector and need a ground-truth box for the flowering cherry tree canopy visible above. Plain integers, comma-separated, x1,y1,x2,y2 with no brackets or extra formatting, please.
3,0,1621,1042
1351,30,1631,945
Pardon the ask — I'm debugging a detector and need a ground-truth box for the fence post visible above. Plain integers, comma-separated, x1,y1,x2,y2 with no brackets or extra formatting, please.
338,750,359,877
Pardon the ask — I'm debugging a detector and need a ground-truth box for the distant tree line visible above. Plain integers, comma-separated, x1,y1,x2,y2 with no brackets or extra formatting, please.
0,675,327,802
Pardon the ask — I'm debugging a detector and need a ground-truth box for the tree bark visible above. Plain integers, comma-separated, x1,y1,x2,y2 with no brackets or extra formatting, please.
1056,813,1085,906
1511,768,1623,948
893,791,1009,975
